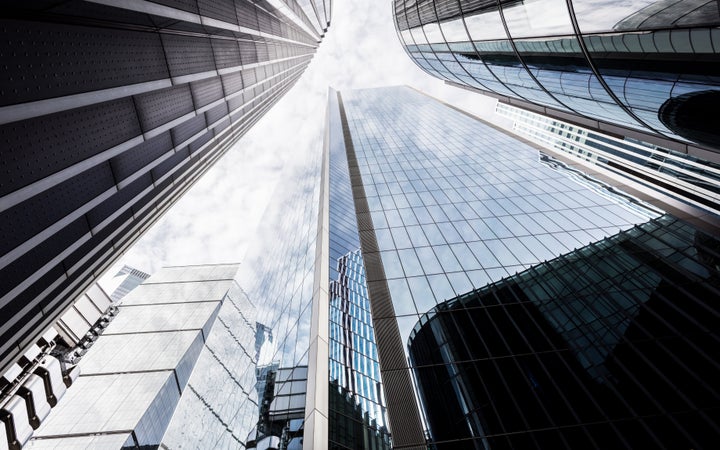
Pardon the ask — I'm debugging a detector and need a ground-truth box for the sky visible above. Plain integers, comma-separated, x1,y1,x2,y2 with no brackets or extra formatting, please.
101,0,499,283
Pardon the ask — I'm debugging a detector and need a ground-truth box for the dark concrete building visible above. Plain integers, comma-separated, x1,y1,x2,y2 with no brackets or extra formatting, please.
329,86,660,449
0,0,330,375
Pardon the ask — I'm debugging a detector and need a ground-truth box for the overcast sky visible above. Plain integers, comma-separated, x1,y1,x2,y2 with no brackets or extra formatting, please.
102,1,499,283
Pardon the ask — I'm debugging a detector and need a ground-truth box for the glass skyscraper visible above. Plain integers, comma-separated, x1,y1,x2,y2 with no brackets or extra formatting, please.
408,214,720,449
328,85,659,448
236,135,326,449
0,0,331,377
394,0,720,154
327,90,390,449
496,103,720,231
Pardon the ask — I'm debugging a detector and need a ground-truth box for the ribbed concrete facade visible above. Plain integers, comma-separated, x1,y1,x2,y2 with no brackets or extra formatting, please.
0,0,330,375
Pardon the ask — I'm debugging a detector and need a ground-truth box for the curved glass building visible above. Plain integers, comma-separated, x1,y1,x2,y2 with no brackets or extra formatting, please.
394,0,720,153
408,215,720,449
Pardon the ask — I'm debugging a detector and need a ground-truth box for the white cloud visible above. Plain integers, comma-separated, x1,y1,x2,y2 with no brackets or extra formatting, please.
102,0,499,283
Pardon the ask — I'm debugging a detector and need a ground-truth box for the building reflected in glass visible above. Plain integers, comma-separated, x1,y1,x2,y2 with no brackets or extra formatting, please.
496,103,720,231
394,0,720,154
408,215,720,449
326,89,390,448
330,85,661,447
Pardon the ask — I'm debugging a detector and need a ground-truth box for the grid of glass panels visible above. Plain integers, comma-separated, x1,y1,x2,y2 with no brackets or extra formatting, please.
408,215,720,449
497,103,720,216
233,144,323,444
327,90,387,440
342,86,655,344
329,250,385,430
339,85,660,440
393,0,720,150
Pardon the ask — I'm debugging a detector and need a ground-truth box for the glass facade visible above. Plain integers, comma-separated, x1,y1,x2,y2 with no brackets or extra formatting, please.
408,215,720,449
497,103,720,224
327,90,389,448
332,86,659,447
0,0,331,377
235,132,325,448
328,250,386,434
394,0,720,151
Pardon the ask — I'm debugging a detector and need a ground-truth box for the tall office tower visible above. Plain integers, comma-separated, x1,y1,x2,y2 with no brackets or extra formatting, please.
152,220,331,449
103,265,151,302
408,215,720,449
21,264,248,450
327,91,390,448
0,0,331,376
496,103,720,231
330,86,660,448
393,0,720,157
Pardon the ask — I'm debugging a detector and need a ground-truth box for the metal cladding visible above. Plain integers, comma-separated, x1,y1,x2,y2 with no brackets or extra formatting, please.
0,0,330,375
393,0,720,154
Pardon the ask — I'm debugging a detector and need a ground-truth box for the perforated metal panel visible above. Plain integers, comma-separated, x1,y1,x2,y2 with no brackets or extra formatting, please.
110,132,173,181
151,147,191,183
227,95,245,114
205,102,229,124
221,72,244,95
188,130,213,153
0,20,168,107
0,163,114,255
171,114,207,145
257,9,276,35
134,85,193,132
86,173,153,229
236,1,260,30
165,150,194,184
0,98,140,196
49,1,160,28
198,0,238,24
190,77,224,108
254,65,268,82
150,0,199,14
238,41,259,65
130,182,162,217
68,209,133,271
210,39,242,69
212,118,231,136
161,34,215,77
0,264,64,352
241,67,258,87
0,216,89,299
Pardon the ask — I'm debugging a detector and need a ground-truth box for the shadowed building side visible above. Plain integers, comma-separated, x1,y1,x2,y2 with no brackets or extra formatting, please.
408,215,720,449
0,0,331,376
